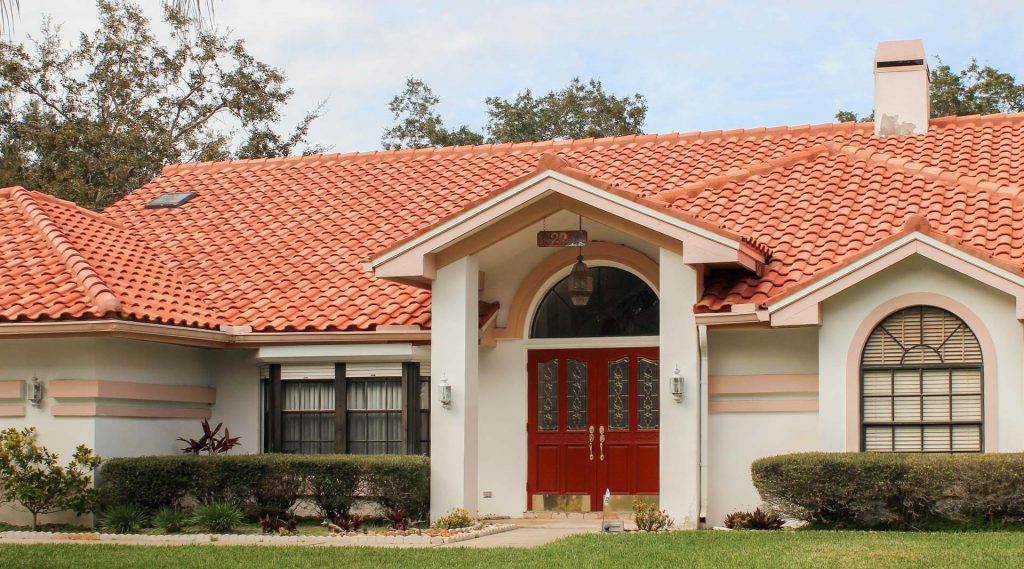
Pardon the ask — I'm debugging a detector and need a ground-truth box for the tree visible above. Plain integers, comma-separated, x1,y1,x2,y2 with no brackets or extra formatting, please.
929,58,1024,116
485,78,647,143
382,77,647,150
0,0,322,210
381,78,483,150
835,57,1024,122
0,427,102,530
0,0,17,38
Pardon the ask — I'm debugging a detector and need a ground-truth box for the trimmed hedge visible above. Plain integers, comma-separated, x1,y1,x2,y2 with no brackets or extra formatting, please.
752,452,1024,529
98,454,430,520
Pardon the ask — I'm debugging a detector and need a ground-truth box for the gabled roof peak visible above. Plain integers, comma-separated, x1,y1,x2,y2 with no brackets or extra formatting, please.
5,186,121,315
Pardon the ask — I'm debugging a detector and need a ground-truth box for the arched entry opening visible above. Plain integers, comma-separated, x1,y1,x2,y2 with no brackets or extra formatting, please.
526,265,660,513
531,266,659,338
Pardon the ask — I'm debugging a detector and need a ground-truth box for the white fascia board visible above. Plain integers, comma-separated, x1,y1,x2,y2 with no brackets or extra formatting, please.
370,170,742,268
543,172,741,249
768,232,1024,313
257,343,430,363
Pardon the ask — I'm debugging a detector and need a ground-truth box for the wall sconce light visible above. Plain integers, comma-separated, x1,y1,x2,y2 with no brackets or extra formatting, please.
671,367,684,402
28,376,43,408
438,375,453,409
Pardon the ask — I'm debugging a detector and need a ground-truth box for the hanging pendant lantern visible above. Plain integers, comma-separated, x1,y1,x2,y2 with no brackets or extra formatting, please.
567,215,593,306
568,254,593,306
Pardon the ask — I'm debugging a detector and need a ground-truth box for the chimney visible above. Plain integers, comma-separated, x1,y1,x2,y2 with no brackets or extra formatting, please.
873,39,929,137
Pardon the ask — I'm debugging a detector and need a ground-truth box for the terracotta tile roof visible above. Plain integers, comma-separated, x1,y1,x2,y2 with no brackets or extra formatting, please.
0,187,216,327
7,113,1024,332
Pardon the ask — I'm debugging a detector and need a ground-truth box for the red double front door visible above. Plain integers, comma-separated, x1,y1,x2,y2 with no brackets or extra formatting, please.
527,347,659,512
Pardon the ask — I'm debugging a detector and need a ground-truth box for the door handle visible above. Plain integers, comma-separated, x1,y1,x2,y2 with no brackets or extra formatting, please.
588,426,595,461
599,426,605,461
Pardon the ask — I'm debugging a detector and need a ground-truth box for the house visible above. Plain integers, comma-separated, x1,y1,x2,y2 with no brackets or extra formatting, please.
1,39,1022,527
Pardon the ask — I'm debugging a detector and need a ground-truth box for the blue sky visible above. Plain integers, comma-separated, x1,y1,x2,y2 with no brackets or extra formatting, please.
16,1,1024,153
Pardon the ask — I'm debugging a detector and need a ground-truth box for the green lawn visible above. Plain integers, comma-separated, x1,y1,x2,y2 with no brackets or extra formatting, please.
1,531,1023,568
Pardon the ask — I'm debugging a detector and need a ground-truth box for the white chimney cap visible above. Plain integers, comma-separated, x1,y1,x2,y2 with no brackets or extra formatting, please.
874,40,926,68
874,39,930,137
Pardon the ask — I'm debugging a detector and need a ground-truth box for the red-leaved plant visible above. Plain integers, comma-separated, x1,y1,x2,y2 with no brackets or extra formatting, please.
387,508,412,531
178,420,241,455
331,513,364,532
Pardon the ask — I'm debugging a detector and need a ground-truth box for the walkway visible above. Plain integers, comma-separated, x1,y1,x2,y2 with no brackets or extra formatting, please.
441,518,603,548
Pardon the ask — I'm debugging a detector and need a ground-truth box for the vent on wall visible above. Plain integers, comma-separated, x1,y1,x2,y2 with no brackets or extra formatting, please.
145,192,197,209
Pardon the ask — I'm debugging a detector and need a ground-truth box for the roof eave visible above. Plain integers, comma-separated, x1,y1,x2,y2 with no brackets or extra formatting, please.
764,230,1024,326
370,167,764,282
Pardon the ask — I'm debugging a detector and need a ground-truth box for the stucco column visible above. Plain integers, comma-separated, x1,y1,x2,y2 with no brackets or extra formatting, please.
658,247,701,527
429,255,480,519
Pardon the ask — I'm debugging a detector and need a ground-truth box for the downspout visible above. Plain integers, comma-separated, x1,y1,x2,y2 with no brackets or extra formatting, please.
698,324,709,526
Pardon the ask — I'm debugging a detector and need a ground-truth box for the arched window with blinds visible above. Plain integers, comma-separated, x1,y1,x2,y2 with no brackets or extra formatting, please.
861,305,984,453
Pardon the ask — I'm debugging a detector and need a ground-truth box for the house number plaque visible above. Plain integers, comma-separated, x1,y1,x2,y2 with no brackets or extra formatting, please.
537,230,588,247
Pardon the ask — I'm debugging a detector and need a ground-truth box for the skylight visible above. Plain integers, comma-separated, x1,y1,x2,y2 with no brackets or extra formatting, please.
144,192,197,209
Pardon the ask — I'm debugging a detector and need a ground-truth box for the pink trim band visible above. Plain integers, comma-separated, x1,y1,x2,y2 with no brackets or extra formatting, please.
709,374,818,395
0,380,24,400
51,404,212,419
710,399,818,413
48,379,216,404
0,404,25,417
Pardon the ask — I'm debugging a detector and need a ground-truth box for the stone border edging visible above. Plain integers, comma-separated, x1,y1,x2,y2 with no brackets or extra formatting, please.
0,524,516,547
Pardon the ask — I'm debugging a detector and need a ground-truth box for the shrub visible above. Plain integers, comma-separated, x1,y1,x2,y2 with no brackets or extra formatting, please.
99,454,429,522
153,508,189,533
724,508,783,530
0,427,102,530
251,458,306,518
99,456,195,511
752,452,1024,529
303,456,361,518
362,455,431,520
724,511,752,529
188,503,244,533
99,505,149,534
433,507,475,529
633,500,673,532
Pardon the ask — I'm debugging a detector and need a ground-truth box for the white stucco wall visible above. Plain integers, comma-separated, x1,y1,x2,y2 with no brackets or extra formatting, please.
705,327,819,525
476,338,528,516
707,328,818,377
209,349,262,454
818,255,1024,453
0,337,258,526
90,339,219,459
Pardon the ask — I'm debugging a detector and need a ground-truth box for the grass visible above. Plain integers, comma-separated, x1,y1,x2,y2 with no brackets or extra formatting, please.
1,530,1023,568
1,518,389,537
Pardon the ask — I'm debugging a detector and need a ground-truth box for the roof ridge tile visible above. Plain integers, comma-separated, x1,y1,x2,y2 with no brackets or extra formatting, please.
7,187,122,315
654,144,829,203
826,142,1024,200
157,122,880,178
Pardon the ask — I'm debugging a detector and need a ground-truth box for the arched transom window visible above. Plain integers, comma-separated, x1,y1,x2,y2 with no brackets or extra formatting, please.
530,266,659,338
861,305,983,453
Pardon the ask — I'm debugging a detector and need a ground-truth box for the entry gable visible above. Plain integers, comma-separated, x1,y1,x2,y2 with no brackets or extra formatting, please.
768,215,1024,326
370,153,766,285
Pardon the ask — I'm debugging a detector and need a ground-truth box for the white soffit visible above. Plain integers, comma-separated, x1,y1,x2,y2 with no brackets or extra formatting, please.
258,343,430,363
